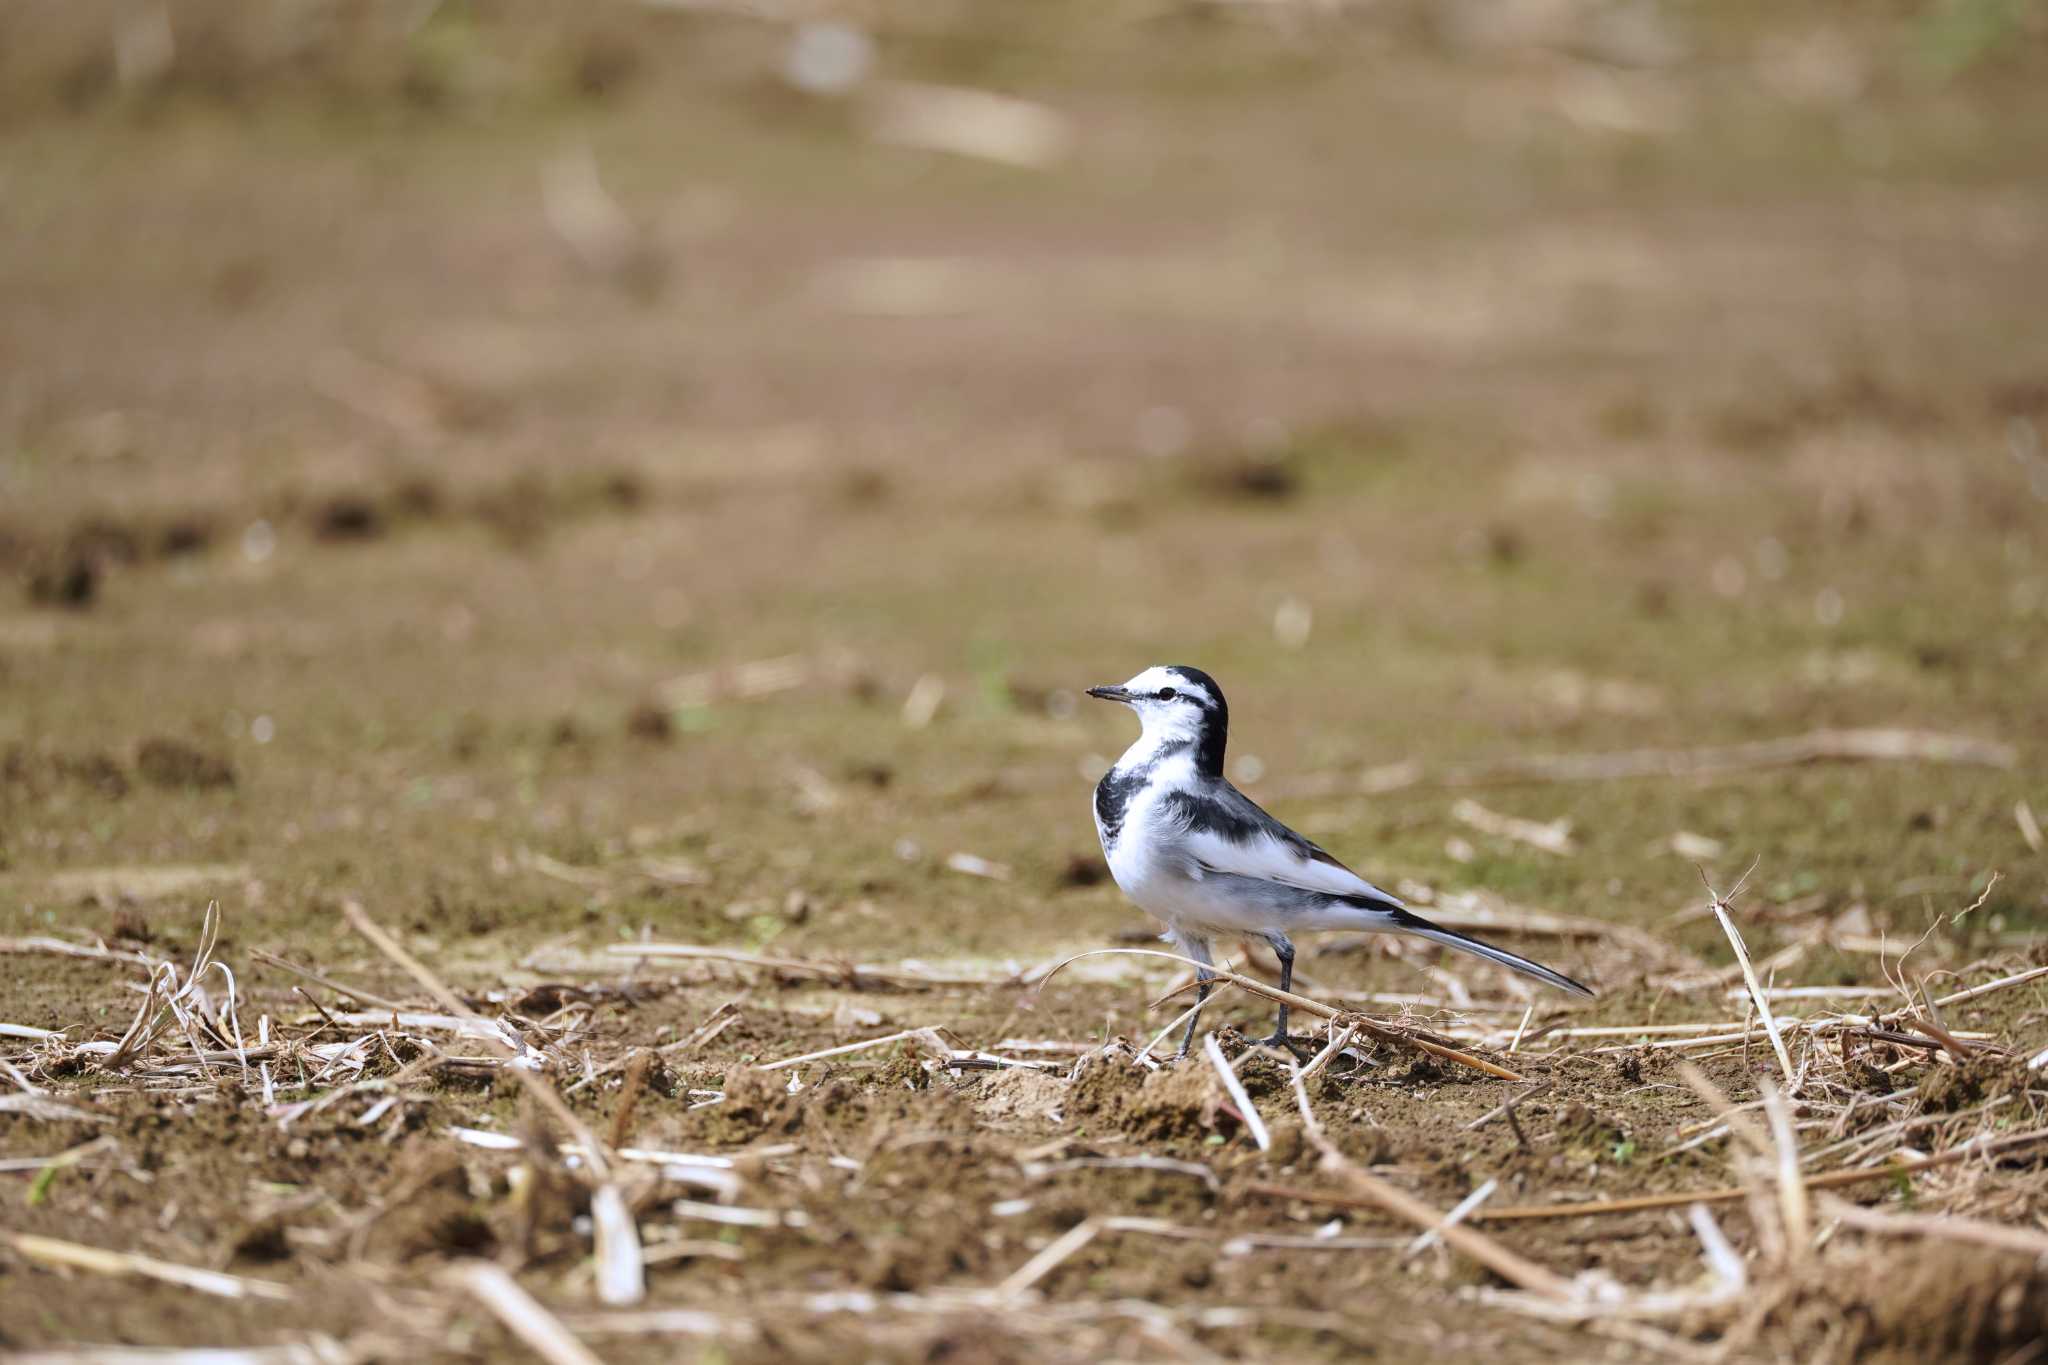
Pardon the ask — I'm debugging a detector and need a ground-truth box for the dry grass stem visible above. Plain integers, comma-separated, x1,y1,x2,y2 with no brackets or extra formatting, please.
589,1184,647,1308
2017,799,2044,853
1042,946,1528,1081
8,1231,292,1301
758,1028,949,1071
1451,799,1577,855
1403,1177,1499,1259
1203,1032,1271,1150
341,900,614,1179
0,936,154,967
1757,1078,1811,1261
1932,962,2048,1008
997,1218,1103,1298
250,948,410,1012
1289,1116,1574,1298
607,942,1002,988
445,1260,608,1365
1278,727,2016,798
1702,868,1795,1086
1819,1196,2048,1258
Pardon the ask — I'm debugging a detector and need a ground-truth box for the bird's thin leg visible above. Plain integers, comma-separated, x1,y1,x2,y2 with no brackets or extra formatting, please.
1260,933,1295,1045
1175,935,1216,1060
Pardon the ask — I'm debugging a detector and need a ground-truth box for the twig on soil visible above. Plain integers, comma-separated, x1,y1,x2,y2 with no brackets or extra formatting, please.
661,1001,742,1055
445,1260,607,1365
1818,1195,2048,1258
1475,1202,1748,1330
1300,1024,1357,1082
1202,1033,1270,1151
1289,1102,1575,1298
1020,1156,1220,1191
641,1240,747,1266
758,1028,952,1071
1222,1231,1408,1254
1932,962,2048,1008
996,1218,1103,1299
0,937,154,967
589,1184,645,1308
1757,1078,1810,1262
1308,1122,2048,1222
607,942,1002,988
0,1094,107,1124
1451,799,1576,856
8,1231,291,1301
1675,1063,1772,1158
1404,1178,1498,1259
1464,1082,1553,1151
607,1050,655,1150
672,1200,806,1229
250,948,410,1013
342,901,610,1176
343,900,646,1306
1039,947,1528,1082
0,1136,120,1174
5,1344,351,1364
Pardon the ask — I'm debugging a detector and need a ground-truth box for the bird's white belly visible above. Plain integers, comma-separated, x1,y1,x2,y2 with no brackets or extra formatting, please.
1102,796,1281,937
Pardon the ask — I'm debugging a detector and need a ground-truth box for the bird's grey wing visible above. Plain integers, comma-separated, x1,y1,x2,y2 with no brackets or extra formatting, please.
1163,784,1403,909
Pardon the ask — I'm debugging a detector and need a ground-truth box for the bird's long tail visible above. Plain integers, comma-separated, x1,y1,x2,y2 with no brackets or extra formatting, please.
1356,900,1596,998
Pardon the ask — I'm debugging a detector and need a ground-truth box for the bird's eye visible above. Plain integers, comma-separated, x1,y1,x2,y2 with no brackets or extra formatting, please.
1157,687,1178,700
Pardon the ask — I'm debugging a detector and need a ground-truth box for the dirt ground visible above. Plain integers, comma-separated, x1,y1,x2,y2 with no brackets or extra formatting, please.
4,4,2048,1362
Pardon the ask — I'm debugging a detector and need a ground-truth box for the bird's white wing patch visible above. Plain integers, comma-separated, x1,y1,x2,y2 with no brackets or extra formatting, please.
1182,825,1399,904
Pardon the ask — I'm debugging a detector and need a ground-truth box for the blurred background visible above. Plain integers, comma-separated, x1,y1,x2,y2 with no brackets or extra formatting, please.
4,0,2045,968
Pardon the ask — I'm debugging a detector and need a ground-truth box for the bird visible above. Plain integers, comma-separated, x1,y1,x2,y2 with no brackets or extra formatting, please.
1087,664,1594,1057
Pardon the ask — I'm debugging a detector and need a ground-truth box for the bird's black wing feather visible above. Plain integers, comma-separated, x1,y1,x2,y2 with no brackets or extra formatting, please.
1164,782,1404,910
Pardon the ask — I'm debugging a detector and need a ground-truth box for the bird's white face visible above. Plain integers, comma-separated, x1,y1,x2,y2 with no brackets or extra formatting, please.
1086,665,1218,746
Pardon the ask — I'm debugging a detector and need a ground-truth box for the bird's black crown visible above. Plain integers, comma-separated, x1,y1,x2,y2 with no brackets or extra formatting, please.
1165,666,1229,775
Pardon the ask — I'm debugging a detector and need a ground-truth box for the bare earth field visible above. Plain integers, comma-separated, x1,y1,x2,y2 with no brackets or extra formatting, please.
4,5,2048,1362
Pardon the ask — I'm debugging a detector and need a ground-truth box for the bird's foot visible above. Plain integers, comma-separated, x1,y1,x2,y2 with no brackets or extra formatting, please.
1254,1032,1316,1058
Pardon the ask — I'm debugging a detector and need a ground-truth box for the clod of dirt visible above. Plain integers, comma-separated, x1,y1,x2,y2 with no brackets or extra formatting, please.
312,495,386,542
1554,1101,1628,1155
392,476,446,520
971,1068,1068,1127
107,907,154,943
626,701,674,742
136,737,236,789
157,518,212,557
25,554,97,608
4,747,132,798
1751,1243,2048,1361
1847,1057,1896,1095
1067,1050,1219,1144
64,518,143,565
1916,1053,2034,1113
571,34,639,100
363,1145,494,1263
833,465,891,506
688,1066,806,1145
1056,853,1107,888
1188,453,1298,502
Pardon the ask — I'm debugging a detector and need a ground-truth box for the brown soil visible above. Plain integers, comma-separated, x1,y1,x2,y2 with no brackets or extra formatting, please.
5,4,2048,1362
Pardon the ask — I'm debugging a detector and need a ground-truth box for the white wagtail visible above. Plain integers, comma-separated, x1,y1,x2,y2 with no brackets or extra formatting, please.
1087,664,1594,1055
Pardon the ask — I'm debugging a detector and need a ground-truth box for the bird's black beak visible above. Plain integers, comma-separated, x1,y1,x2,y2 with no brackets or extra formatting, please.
1086,685,1133,703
